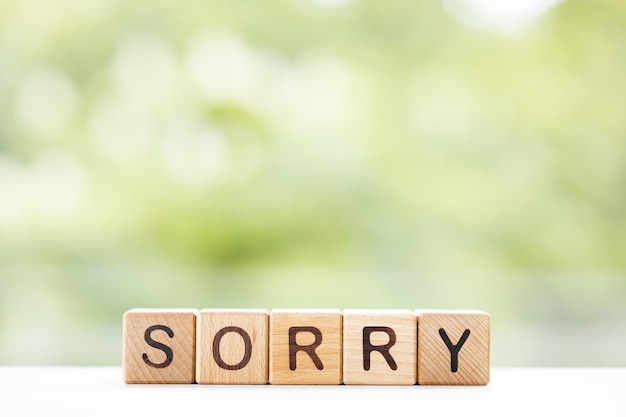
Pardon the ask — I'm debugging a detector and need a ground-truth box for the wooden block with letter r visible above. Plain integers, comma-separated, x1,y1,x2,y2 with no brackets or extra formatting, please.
416,310,490,385
269,309,342,385
122,308,197,384
196,309,269,384
343,309,417,385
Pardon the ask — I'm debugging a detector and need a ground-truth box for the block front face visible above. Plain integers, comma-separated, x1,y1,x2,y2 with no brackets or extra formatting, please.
196,309,269,384
417,310,490,386
343,310,417,385
123,309,197,384
269,309,342,385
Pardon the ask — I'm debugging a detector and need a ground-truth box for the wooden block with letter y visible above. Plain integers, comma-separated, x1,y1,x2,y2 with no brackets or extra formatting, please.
343,309,417,385
196,309,269,384
269,309,342,385
122,308,197,384
416,310,490,385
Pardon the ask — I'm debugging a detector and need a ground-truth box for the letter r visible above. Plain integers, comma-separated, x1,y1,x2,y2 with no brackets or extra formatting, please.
288,326,324,371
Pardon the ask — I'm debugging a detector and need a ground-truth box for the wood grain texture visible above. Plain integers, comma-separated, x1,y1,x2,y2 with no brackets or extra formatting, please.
196,309,269,384
123,308,197,384
269,309,342,385
416,310,490,386
343,309,417,385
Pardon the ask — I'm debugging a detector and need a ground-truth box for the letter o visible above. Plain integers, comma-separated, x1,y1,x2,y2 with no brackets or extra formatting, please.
212,326,253,370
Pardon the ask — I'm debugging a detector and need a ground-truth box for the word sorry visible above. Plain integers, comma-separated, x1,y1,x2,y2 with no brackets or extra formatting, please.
122,308,490,385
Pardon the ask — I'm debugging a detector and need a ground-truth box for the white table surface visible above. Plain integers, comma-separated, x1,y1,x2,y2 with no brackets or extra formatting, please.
0,367,622,417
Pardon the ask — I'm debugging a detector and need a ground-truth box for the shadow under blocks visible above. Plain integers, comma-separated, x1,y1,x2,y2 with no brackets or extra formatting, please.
122,308,490,385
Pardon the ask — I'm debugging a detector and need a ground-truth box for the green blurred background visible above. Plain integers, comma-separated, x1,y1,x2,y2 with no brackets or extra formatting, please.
0,0,625,367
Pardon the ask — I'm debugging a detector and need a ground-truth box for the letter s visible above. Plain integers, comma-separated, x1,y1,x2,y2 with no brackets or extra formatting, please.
142,325,174,368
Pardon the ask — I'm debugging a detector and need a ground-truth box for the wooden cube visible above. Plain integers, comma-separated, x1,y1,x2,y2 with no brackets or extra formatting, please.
122,308,197,384
343,309,417,385
196,309,269,384
416,310,490,385
269,309,342,385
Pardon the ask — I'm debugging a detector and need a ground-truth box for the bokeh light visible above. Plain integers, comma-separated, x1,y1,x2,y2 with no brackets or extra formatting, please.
0,0,625,367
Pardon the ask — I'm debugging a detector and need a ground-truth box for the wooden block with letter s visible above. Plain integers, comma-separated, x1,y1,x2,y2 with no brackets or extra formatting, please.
416,310,490,385
269,309,342,385
122,308,198,384
196,309,269,384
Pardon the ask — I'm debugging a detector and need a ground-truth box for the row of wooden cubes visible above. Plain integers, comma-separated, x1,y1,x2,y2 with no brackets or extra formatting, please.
123,309,490,385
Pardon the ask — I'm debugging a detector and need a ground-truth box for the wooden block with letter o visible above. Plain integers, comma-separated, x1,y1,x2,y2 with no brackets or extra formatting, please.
343,309,417,385
122,308,198,384
416,310,490,385
269,309,342,385
196,309,269,384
